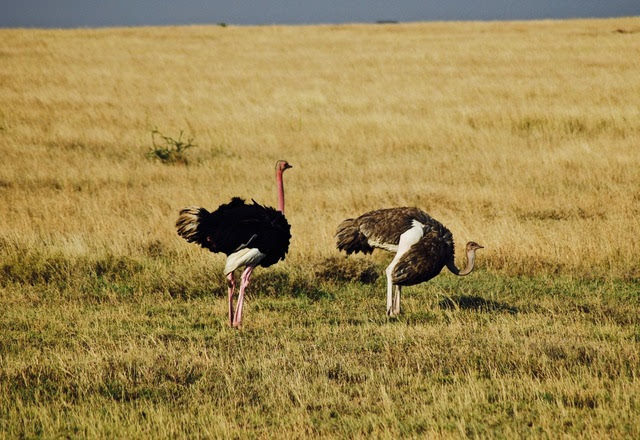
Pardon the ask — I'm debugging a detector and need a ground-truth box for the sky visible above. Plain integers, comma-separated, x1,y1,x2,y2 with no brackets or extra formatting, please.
0,0,638,28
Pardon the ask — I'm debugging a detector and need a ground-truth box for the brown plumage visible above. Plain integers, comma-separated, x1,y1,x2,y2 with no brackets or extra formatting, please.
336,207,483,316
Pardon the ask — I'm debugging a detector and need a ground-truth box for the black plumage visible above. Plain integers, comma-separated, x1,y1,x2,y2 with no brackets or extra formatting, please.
176,159,293,328
176,197,291,268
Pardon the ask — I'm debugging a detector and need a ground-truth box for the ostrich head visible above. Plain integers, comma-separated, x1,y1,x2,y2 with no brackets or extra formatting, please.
446,241,484,276
466,242,484,253
276,160,293,173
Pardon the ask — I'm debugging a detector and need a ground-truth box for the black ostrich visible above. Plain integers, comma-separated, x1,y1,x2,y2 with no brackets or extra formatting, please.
176,160,292,328
335,207,483,316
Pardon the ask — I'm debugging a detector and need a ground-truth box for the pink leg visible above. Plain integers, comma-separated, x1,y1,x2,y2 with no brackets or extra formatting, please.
226,272,236,326
232,265,255,328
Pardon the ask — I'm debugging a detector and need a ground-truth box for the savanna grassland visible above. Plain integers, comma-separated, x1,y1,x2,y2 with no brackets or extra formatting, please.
1,17,640,438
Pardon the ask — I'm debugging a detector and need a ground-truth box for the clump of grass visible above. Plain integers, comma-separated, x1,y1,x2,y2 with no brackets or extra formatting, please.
0,250,144,289
145,128,196,165
314,256,380,284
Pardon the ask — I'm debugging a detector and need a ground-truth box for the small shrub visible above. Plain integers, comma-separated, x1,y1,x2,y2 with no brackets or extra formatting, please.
145,128,196,165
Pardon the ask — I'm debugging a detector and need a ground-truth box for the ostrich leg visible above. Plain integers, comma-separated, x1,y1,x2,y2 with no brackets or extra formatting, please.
385,255,399,316
227,272,236,326
232,265,256,328
385,223,423,317
392,285,402,316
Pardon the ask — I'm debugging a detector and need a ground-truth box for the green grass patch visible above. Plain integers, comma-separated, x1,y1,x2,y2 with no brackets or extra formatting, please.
1,267,638,438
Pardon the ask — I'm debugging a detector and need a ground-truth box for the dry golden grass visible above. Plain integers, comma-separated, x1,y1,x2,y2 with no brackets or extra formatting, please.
1,18,639,278
1,17,639,438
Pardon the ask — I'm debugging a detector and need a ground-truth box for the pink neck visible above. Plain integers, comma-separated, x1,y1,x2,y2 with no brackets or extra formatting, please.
276,170,285,213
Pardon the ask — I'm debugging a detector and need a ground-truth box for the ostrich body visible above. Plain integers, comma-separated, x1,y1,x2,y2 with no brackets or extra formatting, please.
176,160,292,328
335,207,483,316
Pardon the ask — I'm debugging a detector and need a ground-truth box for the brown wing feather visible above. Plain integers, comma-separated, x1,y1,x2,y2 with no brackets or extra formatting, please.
337,206,455,262
392,230,452,286
356,207,438,246
335,217,374,254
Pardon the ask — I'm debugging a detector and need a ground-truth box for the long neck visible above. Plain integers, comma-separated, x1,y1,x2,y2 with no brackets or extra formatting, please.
276,169,285,213
446,249,477,276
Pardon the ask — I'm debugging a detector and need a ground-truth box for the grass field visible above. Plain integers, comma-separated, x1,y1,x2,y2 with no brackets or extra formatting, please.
1,17,640,438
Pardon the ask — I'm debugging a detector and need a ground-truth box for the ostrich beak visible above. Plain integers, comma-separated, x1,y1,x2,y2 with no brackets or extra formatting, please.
284,163,293,169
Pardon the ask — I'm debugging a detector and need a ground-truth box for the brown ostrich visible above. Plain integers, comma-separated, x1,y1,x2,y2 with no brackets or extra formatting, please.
336,207,483,316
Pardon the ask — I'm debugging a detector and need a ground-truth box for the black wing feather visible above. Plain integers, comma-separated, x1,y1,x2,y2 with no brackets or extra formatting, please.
179,197,291,268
